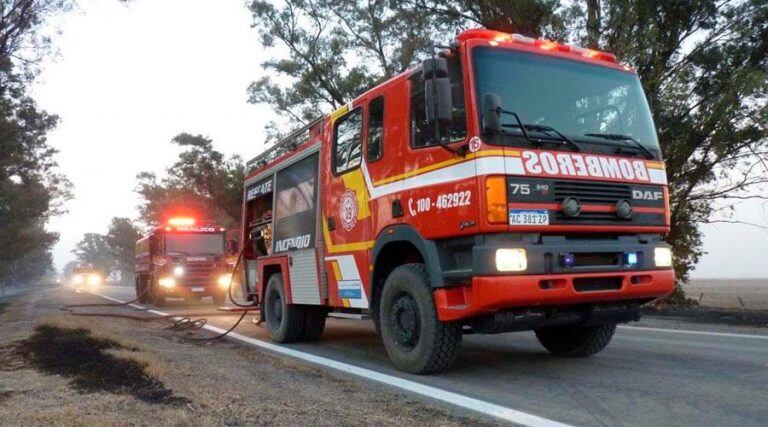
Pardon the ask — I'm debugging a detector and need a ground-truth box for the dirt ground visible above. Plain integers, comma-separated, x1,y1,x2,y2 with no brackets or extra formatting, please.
0,288,490,426
684,279,768,310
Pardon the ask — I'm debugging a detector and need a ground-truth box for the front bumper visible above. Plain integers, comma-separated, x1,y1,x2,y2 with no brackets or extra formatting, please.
433,269,674,321
158,284,226,298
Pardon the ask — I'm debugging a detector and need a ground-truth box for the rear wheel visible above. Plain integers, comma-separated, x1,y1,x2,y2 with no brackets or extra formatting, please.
535,323,617,357
264,274,305,343
301,306,327,342
379,263,461,374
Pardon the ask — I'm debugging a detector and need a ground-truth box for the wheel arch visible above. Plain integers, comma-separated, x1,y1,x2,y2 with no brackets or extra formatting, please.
371,225,443,311
258,255,292,305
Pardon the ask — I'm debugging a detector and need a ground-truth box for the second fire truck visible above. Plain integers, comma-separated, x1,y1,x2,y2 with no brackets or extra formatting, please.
240,29,675,373
135,218,236,306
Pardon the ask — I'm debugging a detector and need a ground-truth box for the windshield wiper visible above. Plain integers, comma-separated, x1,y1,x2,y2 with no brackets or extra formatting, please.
503,122,582,152
584,133,655,160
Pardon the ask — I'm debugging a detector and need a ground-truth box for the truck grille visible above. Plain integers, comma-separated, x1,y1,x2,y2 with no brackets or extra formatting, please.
181,263,219,287
555,211,632,222
554,180,632,204
185,263,218,275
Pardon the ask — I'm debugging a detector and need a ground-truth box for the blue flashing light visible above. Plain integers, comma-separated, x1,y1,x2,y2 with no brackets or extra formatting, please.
626,252,638,266
563,253,575,268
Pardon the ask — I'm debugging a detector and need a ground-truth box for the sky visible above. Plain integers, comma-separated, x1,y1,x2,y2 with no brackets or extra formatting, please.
33,0,768,278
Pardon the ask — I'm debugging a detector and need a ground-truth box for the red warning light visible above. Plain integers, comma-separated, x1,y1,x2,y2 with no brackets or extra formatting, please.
168,217,195,226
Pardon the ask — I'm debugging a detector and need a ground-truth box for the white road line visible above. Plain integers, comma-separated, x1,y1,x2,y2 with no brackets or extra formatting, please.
87,290,570,427
619,325,768,341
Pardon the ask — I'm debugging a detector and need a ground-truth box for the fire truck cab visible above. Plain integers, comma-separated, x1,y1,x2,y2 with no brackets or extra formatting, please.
71,263,103,290
135,218,234,306
241,29,675,374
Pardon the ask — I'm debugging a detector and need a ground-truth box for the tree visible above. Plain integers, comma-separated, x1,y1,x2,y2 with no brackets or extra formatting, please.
404,0,563,38
247,0,438,136
566,0,768,299
105,217,141,285
0,0,73,292
72,233,114,275
136,133,244,227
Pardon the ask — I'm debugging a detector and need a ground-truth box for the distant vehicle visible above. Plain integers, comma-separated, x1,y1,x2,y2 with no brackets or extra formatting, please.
134,217,236,306
71,263,103,290
239,28,675,374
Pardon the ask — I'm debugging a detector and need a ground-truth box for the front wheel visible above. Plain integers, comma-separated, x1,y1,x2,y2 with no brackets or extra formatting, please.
379,263,461,374
535,323,617,357
135,275,150,303
150,279,166,307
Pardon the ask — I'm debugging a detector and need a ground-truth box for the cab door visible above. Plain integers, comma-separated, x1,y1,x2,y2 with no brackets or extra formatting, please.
321,104,373,309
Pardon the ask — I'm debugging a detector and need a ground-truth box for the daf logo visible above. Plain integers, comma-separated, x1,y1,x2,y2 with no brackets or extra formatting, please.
632,190,663,201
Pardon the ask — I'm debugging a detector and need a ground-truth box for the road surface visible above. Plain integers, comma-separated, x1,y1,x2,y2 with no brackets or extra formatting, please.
92,284,768,427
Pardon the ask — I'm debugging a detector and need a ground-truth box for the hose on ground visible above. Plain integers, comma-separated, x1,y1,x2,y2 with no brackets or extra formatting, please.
63,242,258,341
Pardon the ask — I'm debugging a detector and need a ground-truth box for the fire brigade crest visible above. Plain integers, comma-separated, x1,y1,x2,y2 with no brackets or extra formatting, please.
339,189,358,231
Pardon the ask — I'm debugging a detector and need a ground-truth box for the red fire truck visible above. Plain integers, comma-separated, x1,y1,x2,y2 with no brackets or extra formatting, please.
135,218,235,306
70,263,103,290
240,29,675,374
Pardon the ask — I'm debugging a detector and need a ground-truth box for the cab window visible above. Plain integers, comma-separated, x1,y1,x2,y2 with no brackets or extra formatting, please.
333,108,363,174
366,96,385,162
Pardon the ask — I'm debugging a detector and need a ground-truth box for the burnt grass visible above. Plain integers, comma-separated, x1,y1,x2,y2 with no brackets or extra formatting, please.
15,325,188,405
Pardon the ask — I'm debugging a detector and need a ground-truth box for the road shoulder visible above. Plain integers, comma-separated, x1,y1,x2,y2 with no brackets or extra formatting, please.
0,287,492,426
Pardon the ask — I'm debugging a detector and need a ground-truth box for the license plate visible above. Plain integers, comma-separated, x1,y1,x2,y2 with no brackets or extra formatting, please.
191,287,205,293
509,209,549,225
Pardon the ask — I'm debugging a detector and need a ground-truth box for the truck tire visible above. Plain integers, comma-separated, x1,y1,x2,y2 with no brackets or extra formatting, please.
150,278,166,307
264,273,305,343
301,306,327,342
379,263,461,374
136,276,150,303
535,323,617,357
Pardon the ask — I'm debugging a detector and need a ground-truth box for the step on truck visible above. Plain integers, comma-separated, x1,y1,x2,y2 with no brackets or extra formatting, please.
135,217,237,306
240,28,675,374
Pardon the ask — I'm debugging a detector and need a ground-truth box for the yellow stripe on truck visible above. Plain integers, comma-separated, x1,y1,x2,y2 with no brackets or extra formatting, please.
322,215,374,254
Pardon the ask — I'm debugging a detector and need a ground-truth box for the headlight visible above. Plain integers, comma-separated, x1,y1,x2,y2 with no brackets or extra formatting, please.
73,274,84,285
86,274,101,286
496,248,527,272
159,277,176,288
172,266,185,276
654,247,673,267
218,274,232,288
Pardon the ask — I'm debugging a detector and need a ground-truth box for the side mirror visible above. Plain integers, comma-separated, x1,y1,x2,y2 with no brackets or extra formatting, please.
422,57,448,79
483,93,503,133
425,78,453,124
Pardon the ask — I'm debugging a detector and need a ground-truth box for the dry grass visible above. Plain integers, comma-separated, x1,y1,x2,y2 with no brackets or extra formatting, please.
685,279,768,310
105,348,167,379
0,287,490,426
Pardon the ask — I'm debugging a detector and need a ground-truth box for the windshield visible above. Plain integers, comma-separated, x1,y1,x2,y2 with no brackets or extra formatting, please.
472,47,659,151
165,233,224,255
